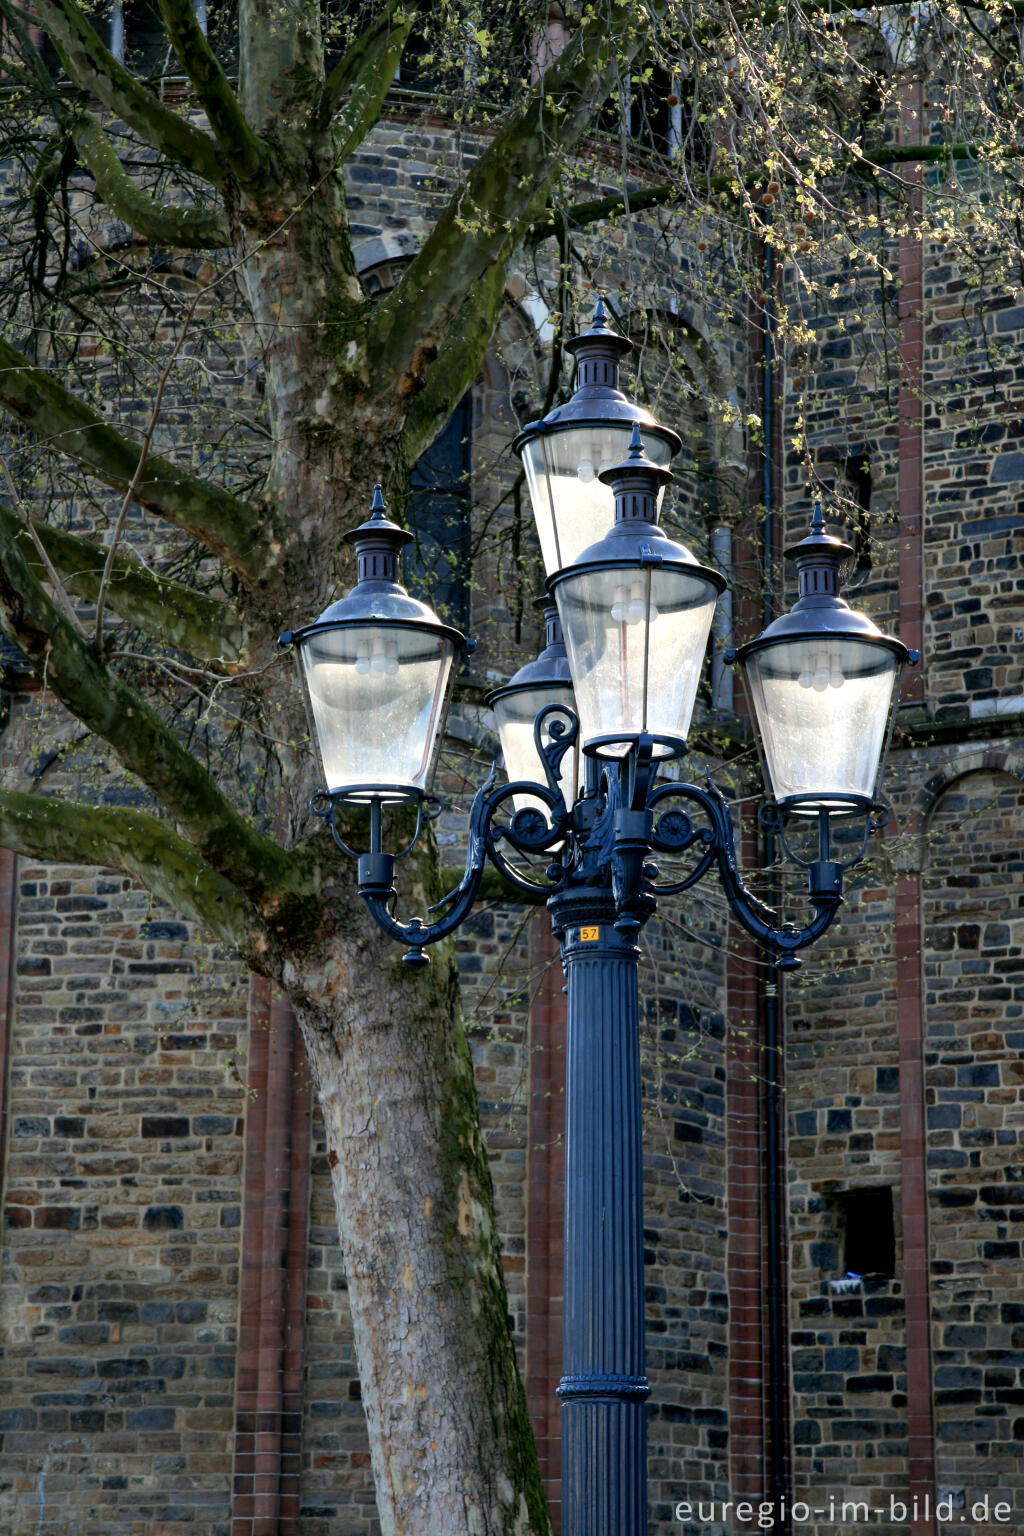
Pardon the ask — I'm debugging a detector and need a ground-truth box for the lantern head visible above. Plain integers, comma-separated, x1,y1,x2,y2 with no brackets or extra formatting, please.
735,504,910,815
549,426,725,760
281,487,465,804
513,299,681,576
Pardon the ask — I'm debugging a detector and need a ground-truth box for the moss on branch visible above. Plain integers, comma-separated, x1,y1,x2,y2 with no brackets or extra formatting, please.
72,113,231,249
156,0,273,191
0,339,266,586
400,247,513,468
319,1,416,139
0,787,270,957
0,505,247,668
0,513,313,917
31,0,225,187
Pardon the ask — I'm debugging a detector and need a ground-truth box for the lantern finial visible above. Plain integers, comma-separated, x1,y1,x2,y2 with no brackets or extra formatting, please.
566,297,633,392
599,424,673,532
785,503,852,605
345,485,413,589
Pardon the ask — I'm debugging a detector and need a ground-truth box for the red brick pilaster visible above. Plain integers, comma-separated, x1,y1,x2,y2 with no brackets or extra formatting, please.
726,919,768,1509
525,914,566,1531
898,76,926,697
895,70,935,1533
895,823,936,1536
231,979,312,1536
0,848,17,1209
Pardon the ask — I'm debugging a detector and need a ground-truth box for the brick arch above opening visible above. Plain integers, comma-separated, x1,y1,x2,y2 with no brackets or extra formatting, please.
918,745,1024,831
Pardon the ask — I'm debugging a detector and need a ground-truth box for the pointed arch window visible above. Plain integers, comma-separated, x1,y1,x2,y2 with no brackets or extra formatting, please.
406,394,473,635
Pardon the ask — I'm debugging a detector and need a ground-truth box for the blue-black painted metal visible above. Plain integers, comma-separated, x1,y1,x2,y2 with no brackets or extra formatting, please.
315,704,887,1530
552,887,648,1536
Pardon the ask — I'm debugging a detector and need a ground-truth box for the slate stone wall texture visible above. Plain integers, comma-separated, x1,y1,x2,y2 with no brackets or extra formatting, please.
780,167,1024,1536
0,80,1022,1536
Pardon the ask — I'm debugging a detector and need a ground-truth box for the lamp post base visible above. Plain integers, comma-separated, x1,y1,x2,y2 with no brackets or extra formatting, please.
550,887,649,1536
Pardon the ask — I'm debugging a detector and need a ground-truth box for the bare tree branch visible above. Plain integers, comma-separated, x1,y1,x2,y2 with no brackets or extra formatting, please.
0,514,310,914
0,786,271,957
71,111,231,249
30,0,225,187
156,0,274,191
0,507,247,667
400,247,513,468
0,339,267,586
526,134,1018,251
318,0,416,137
94,282,208,646
368,0,662,401
528,183,679,245
0,456,89,639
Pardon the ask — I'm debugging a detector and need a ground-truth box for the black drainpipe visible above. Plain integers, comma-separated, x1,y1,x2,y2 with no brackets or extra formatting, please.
760,237,791,1534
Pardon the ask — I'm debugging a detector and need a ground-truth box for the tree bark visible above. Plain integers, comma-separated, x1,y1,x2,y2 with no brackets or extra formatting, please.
285,856,549,1536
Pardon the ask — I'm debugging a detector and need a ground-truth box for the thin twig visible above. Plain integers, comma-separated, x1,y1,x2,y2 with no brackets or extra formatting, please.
0,453,90,639
93,280,205,648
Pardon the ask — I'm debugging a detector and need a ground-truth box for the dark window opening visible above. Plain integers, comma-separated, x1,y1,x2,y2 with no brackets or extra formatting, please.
831,450,872,589
598,67,709,166
115,0,171,77
407,394,472,635
839,1186,895,1278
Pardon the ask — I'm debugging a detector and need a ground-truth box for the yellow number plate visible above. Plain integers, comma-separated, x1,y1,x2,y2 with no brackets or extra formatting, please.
579,926,600,943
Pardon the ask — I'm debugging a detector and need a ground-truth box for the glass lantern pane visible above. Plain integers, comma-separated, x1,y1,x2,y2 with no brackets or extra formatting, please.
555,565,719,756
493,685,578,821
300,624,454,797
521,427,670,575
745,637,900,808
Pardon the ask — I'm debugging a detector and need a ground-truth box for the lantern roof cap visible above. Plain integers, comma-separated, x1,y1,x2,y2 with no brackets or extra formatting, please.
512,300,682,457
280,484,465,649
342,482,414,552
486,597,572,705
735,505,907,660
564,295,633,363
598,422,674,491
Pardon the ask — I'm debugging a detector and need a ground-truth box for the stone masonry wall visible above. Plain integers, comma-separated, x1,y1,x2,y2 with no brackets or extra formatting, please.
781,175,1024,1535
0,95,746,1535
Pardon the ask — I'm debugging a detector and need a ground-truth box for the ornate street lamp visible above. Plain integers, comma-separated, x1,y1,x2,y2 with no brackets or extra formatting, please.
282,319,914,1536
514,298,681,575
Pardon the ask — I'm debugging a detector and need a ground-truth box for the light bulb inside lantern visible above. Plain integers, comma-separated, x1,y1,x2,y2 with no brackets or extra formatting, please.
611,580,651,626
577,459,595,483
370,638,399,675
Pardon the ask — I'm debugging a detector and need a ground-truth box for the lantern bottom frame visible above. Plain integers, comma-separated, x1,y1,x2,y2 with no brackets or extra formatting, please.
316,782,427,807
581,730,687,763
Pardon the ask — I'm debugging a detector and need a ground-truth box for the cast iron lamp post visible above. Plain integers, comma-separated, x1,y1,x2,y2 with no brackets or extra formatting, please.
281,312,914,1536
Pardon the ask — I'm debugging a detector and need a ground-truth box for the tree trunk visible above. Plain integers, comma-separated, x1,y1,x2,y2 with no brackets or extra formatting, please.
284,848,550,1536
237,182,548,1518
